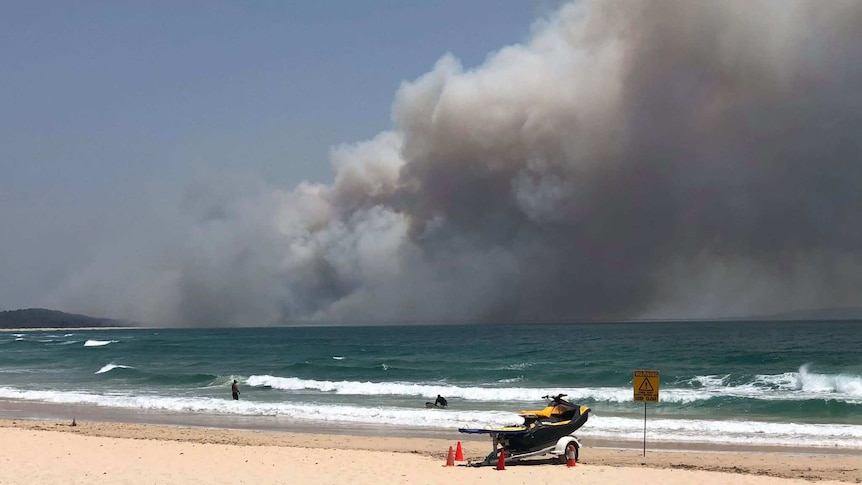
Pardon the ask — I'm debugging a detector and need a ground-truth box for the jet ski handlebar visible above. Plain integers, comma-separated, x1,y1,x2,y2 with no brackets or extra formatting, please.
541,393,568,402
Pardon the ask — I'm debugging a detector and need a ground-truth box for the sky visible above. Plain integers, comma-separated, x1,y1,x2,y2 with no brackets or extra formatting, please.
2,0,861,326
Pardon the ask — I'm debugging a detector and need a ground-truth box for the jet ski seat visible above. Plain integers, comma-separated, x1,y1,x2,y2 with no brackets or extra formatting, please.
519,404,569,419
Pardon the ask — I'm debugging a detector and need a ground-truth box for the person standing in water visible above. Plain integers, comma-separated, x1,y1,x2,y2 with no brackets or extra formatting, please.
231,380,240,400
435,395,448,407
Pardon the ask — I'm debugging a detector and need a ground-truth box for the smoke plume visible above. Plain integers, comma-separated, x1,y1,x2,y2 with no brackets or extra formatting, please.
53,0,862,325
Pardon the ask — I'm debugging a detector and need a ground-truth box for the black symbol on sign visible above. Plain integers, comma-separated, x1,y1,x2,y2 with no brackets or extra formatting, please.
638,378,654,392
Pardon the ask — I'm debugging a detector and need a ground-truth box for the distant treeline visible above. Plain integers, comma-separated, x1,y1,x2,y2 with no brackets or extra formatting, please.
0,308,133,329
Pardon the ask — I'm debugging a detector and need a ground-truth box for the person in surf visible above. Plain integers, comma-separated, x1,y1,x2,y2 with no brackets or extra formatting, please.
231,380,240,400
424,394,449,408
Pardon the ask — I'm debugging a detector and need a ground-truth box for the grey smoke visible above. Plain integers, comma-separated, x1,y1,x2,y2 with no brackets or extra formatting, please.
51,0,862,325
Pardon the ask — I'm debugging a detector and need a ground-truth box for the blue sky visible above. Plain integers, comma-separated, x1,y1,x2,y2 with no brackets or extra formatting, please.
3,1,545,187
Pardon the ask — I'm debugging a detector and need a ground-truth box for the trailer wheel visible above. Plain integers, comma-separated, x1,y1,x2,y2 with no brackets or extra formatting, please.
558,443,578,464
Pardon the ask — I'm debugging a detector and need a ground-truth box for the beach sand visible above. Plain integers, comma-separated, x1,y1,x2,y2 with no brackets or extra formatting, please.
1,418,859,484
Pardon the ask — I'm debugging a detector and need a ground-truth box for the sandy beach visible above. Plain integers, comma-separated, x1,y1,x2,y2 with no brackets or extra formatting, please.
1,418,859,485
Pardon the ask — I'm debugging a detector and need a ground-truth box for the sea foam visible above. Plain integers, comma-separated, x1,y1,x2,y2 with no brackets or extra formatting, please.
84,340,118,347
95,363,134,374
245,368,862,405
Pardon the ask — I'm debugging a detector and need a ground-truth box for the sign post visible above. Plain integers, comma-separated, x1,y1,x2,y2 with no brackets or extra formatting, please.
633,370,660,457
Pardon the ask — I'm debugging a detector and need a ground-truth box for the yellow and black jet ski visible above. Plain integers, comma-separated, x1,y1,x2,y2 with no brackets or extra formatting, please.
458,393,590,465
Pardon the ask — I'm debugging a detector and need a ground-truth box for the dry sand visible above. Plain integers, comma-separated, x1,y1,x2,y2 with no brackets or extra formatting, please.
1,418,859,484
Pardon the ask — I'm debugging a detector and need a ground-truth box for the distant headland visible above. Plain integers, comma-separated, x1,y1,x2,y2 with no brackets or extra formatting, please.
0,308,135,329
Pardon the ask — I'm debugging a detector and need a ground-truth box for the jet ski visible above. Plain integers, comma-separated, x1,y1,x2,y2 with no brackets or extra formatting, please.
458,393,590,466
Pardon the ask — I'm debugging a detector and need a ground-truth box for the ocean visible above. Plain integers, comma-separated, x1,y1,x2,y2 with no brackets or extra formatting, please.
1,320,861,450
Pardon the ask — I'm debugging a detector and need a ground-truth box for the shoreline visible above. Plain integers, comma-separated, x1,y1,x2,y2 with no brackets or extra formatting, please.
1,417,860,484
3,398,860,458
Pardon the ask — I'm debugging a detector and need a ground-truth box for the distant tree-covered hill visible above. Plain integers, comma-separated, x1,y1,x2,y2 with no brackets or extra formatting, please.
0,308,134,329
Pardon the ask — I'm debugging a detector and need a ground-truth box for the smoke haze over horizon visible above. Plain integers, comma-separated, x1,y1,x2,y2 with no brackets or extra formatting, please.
5,0,862,326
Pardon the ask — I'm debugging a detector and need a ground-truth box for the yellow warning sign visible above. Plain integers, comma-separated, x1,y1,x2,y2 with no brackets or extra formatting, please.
633,370,660,402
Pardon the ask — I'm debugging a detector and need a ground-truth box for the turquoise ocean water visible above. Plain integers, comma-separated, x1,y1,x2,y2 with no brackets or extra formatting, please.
1,321,861,450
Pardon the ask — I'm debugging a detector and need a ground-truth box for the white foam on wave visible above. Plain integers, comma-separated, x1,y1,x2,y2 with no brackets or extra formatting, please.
796,364,862,396
586,414,862,448
0,384,517,429
704,365,862,404
95,363,134,374
246,367,862,404
84,340,118,347
332,356,345,360
684,365,862,403
0,385,859,449
245,375,649,403
246,374,550,401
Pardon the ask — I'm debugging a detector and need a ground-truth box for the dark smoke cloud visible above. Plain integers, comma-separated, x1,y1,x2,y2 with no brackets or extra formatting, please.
51,0,862,325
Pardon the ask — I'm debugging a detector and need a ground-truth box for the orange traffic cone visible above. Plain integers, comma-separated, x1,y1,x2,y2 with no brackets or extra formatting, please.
566,444,577,467
455,441,464,461
495,448,506,470
443,446,455,467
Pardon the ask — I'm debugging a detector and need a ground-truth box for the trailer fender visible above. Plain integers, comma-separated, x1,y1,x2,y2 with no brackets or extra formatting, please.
552,436,581,456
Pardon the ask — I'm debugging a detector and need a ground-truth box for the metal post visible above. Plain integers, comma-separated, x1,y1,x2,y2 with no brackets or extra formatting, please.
643,402,647,457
